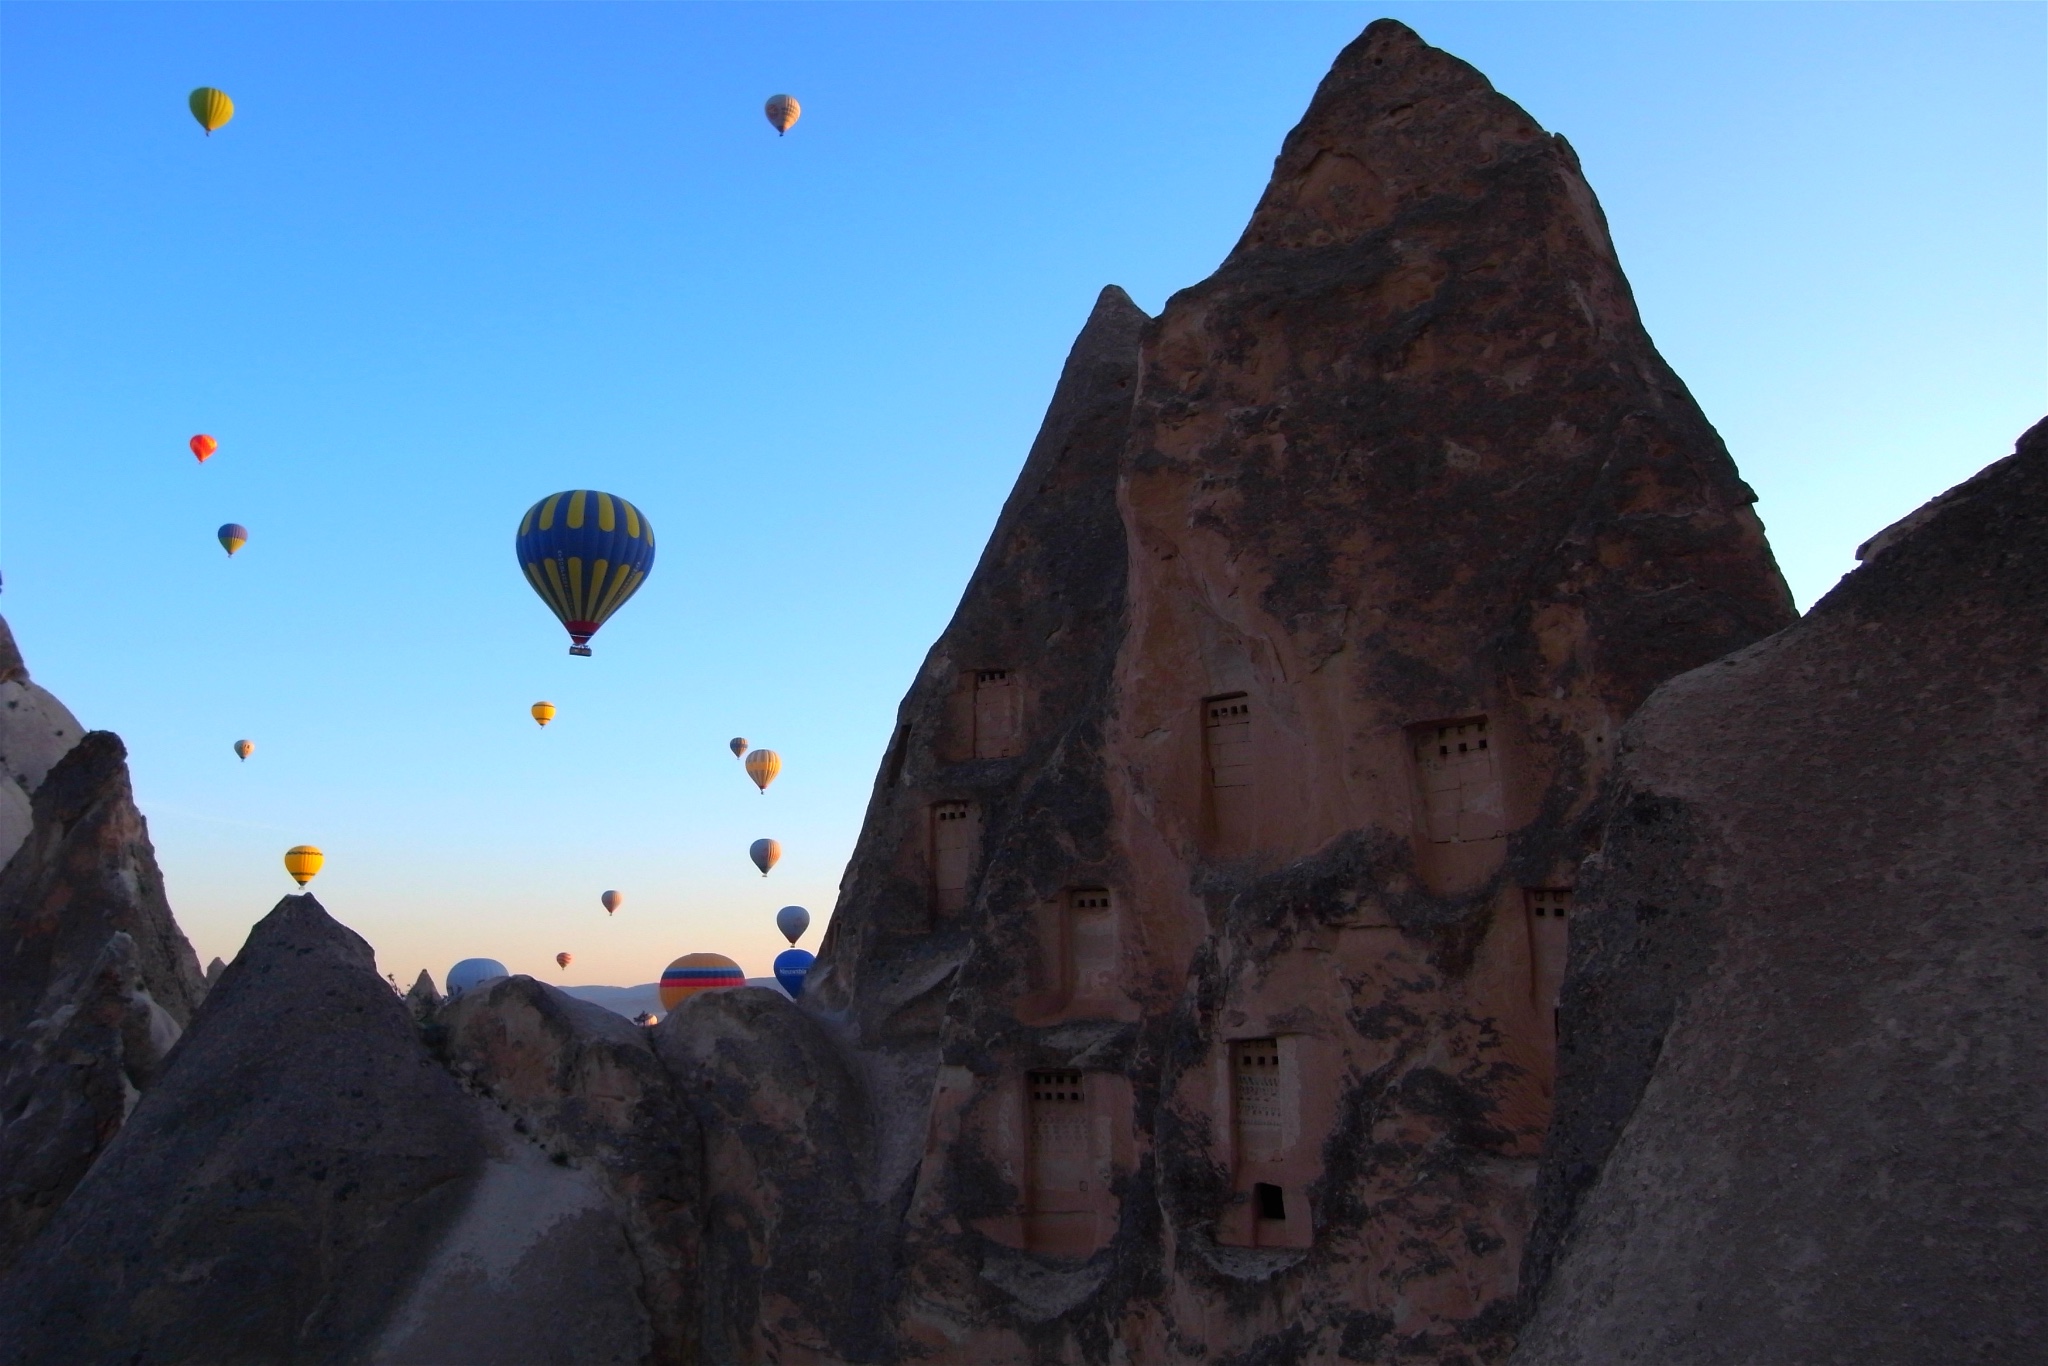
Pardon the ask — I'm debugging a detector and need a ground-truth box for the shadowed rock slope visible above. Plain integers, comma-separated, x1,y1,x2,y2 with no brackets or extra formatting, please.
1514,418,2048,1365
0,895,490,1365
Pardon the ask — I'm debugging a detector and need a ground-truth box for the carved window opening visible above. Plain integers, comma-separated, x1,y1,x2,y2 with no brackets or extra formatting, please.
1064,888,1117,1006
1205,693,1255,852
931,801,980,914
1254,1182,1287,1222
1413,716,1504,844
1527,888,1573,1019
973,669,1021,759
1025,1069,1099,1256
1232,1037,1284,1163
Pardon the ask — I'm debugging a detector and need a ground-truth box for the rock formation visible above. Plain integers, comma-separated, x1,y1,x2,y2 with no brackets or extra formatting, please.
435,975,703,1365
0,895,491,1364
0,617,84,870
0,666,205,1274
1513,419,2047,1365
785,16,1794,1361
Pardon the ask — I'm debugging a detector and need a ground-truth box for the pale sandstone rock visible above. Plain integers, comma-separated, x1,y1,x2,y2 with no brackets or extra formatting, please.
0,617,82,874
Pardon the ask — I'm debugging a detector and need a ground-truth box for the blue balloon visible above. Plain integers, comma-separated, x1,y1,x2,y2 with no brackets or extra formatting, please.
515,490,656,656
446,958,510,999
773,948,815,999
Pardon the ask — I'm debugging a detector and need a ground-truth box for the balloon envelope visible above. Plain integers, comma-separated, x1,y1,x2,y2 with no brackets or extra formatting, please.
729,737,748,758
776,905,810,945
515,491,655,656
190,434,217,462
764,94,800,134
659,953,745,1011
774,948,815,999
531,701,556,727
283,844,323,886
188,87,234,134
233,739,253,761
555,952,572,970
745,748,781,793
446,958,510,998
601,889,623,915
749,838,780,876
217,523,247,556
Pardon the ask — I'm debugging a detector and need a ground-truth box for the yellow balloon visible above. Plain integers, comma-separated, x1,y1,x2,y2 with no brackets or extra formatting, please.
284,844,323,887
764,94,800,135
744,748,781,794
189,87,234,135
531,701,556,727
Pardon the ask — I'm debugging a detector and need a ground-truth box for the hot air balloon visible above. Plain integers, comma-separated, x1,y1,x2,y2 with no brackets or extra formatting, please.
774,948,815,999
218,523,248,556
556,951,572,971
601,889,623,916
659,952,746,1010
515,491,655,656
284,844,323,886
234,739,254,761
764,94,800,135
531,701,556,727
776,904,810,945
744,748,781,794
190,434,217,463
749,838,780,876
729,737,748,759
446,958,509,998
189,87,234,135
633,1011,658,1027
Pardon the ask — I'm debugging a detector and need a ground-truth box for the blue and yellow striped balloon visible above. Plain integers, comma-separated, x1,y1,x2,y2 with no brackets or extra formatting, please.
514,491,655,656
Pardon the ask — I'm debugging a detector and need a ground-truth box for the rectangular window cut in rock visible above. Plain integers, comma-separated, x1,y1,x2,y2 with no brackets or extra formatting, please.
1233,1038,1284,1163
1065,888,1117,1006
1527,888,1573,1019
973,669,1021,759
1026,1069,1103,1256
1254,1182,1287,1222
1205,693,1255,853
931,801,980,914
1413,717,1504,844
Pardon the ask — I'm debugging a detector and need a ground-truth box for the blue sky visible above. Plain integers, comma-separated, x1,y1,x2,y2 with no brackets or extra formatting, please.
2,2,2041,988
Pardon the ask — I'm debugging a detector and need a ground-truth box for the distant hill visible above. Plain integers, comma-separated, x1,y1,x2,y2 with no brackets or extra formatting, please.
562,979,788,1021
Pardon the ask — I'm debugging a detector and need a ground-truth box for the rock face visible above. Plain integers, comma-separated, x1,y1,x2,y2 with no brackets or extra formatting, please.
0,616,85,870
788,18,1795,1362
652,986,881,1364
430,975,702,1365
1513,420,2048,1365
0,895,490,1365
0,729,206,1274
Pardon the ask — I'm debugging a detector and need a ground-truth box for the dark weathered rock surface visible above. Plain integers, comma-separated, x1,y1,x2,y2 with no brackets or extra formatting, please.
0,730,206,1273
0,895,489,1365
433,975,701,1365
1514,419,2048,1365
652,986,881,1364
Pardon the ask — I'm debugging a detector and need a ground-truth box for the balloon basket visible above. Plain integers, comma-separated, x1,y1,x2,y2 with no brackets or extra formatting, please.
569,645,592,657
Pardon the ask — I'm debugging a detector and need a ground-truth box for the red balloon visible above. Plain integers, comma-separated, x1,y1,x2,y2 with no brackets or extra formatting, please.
190,434,218,463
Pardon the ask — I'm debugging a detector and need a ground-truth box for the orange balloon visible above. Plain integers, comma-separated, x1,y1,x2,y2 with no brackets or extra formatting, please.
556,952,572,971
190,434,217,463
